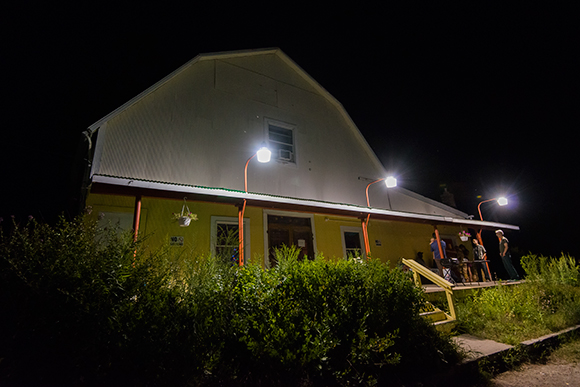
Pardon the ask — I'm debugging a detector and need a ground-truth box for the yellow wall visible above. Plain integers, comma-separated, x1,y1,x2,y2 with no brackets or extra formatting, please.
86,193,269,264
86,192,473,269
365,221,471,267
312,214,362,262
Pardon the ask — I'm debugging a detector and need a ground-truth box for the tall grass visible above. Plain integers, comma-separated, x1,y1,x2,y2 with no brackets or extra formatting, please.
520,253,580,286
456,254,580,345
0,216,460,386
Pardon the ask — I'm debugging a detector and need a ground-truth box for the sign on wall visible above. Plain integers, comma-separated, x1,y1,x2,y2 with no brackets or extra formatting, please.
170,236,184,246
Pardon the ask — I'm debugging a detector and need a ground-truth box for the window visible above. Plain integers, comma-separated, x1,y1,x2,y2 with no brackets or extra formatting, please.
216,223,239,260
98,211,134,232
266,119,295,163
211,216,250,264
340,226,365,259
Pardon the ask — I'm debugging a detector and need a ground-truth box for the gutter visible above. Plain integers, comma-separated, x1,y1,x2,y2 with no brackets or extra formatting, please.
78,128,99,213
90,174,520,231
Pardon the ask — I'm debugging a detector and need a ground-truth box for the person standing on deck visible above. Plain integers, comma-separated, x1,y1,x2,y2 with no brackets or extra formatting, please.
430,237,447,277
473,238,491,282
496,230,520,281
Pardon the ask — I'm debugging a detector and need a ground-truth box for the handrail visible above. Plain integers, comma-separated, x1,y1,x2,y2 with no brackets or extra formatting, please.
402,258,453,290
402,258,457,320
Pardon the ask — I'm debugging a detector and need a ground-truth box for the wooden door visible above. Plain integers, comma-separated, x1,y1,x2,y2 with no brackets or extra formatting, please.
267,215,314,266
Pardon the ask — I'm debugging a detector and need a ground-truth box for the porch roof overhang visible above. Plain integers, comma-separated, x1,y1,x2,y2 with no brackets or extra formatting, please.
90,174,520,231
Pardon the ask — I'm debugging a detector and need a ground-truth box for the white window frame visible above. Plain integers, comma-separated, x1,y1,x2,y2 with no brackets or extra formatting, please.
96,206,147,236
265,118,296,165
340,226,366,260
98,211,134,232
210,216,251,262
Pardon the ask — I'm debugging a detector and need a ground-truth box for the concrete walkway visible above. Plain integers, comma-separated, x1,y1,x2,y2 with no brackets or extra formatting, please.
453,334,513,362
452,325,580,364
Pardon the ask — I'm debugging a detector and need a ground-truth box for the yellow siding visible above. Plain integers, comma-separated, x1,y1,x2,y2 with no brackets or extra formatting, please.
312,215,360,261
86,193,473,269
366,221,473,267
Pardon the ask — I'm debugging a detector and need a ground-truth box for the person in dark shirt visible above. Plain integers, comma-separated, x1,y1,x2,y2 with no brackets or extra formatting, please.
473,238,491,281
430,237,447,277
496,230,520,281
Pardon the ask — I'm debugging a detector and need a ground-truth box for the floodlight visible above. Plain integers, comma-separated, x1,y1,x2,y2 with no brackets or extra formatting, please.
385,176,397,188
256,146,271,163
497,197,508,206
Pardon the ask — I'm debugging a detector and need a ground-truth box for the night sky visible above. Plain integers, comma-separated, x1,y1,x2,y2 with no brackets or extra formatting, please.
1,3,578,259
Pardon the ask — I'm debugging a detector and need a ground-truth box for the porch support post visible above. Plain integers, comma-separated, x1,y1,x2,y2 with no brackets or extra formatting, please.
133,194,142,243
361,214,371,258
433,226,445,263
238,200,246,267
476,231,492,280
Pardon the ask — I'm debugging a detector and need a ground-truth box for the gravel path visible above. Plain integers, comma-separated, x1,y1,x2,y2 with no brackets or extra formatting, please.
490,360,580,386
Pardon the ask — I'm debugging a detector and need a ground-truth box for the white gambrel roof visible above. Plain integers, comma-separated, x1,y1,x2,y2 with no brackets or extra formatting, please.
85,48,518,229
87,48,385,173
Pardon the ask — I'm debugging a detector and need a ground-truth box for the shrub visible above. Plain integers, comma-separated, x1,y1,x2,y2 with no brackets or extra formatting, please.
0,217,459,386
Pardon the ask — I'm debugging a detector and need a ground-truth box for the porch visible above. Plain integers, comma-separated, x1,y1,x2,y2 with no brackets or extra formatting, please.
402,258,525,333
422,278,524,294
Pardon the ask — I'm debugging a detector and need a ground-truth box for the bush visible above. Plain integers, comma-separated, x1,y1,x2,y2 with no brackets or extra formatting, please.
520,253,580,286
0,217,459,386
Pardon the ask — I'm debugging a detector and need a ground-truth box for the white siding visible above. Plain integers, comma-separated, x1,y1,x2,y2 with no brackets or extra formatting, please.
91,49,465,219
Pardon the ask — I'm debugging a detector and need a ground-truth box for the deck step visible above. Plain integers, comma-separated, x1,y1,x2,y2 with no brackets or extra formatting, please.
419,301,456,332
420,309,447,322
433,319,456,333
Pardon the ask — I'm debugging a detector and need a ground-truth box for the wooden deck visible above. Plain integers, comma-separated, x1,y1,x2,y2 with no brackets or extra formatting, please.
422,279,525,294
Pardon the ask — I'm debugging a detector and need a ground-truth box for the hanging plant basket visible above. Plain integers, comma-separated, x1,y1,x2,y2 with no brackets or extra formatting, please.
458,230,471,242
178,216,192,227
172,198,198,227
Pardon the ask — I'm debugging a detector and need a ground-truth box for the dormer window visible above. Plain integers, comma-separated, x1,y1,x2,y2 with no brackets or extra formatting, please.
266,119,296,164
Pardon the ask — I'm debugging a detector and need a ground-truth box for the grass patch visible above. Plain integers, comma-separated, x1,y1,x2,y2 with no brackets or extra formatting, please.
549,333,580,363
456,254,580,345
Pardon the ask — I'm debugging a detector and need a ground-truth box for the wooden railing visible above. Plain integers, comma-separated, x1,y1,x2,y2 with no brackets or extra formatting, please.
401,258,457,320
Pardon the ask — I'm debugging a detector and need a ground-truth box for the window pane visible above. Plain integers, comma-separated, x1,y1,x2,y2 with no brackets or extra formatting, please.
269,125,293,143
216,223,239,263
268,122,295,163
344,232,362,249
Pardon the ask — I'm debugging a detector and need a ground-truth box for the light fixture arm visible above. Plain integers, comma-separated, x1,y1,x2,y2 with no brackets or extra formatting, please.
365,178,385,208
361,177,397,258
476,197,507,278
477,198,497,222
239,147,271,267
244,153,257,193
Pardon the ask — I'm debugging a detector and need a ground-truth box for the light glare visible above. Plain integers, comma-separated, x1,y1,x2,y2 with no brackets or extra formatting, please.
497,197,508,206
385,176,397,188
256,146,271,163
